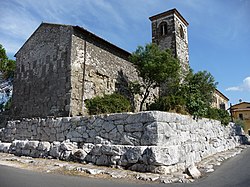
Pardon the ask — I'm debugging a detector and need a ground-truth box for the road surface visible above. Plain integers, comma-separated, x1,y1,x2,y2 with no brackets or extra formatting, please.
1,147,250,187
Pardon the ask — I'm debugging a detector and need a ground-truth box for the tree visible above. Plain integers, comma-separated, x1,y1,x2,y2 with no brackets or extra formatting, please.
182,69,217,118
130,43,180,111
0,44,16,79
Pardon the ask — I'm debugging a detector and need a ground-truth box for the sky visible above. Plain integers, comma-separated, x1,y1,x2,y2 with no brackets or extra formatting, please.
0,0,250,105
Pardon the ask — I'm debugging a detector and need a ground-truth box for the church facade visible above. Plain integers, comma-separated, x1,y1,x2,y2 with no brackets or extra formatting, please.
12,9,190,118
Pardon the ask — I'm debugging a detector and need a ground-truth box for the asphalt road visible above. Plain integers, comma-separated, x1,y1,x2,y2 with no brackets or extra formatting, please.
1,148,250,187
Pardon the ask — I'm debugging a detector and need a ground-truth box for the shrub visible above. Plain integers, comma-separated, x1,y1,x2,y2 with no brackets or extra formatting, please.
205,107,231,125
149,95,187,114
85,93,131,115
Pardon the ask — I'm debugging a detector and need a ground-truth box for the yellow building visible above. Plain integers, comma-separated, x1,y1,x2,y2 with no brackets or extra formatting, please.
230,102,250,134
211,89,229,110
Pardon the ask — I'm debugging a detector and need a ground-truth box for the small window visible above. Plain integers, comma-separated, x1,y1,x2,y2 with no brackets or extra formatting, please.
159,22,168,36
220,103,226,110
179,25,184,39
239,113,243,120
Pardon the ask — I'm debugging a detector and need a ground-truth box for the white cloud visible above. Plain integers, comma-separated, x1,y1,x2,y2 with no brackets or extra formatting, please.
226,77,250,92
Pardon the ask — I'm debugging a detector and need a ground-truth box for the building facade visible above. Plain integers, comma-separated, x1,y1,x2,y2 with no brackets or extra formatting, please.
230,102,250,134
12,23,147,118
211,89,229,110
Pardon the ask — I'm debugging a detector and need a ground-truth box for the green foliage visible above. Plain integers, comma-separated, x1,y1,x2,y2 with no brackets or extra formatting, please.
206,107,231,125
181,69,217,118
149,67,224,123
149,95,187,114
0,44,16,79
85,93,131,115
130,43,180,111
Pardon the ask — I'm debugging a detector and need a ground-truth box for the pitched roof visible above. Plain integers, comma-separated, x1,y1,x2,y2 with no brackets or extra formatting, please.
73,25,131,59
230,102,250,108
15,22,131,59
149,8,189,26
215,89,229,101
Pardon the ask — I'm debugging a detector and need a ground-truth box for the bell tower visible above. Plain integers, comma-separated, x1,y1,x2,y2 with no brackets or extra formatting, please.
149,8,189,74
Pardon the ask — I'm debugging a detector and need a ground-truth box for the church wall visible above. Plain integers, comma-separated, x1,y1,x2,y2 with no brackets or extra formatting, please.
70,32,152,115
12,24,73,118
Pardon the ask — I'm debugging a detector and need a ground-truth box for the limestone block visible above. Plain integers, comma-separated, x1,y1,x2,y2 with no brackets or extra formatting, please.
108,128,120,142
70,149,87,162
56,132,65,141
16,140,28,149
82,132,89,139
141,122,158,146
24,141,39,150
116,125,124,134
106,113,129,121
49,141,61,158
80,143,94,153
110,155,121,165
187,165,201,179
94,136,110,144
125,112,155,124
102,122,115,133
121,134,137,146
95,155,110,166
60,150,71,160
124,123,143,132
60,140,77,151
100,145,123,156
88,129,97,138
0,142,11,153
121,147,144,165
142,146,180,166
66,130,82,140
91,118,105,127
76,126,87,134
37,141,51,151
89,144,102,156
22,149,31,156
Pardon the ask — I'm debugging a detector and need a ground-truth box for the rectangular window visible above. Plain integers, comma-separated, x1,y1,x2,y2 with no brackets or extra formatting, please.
219,103,225,110
239,113,243,120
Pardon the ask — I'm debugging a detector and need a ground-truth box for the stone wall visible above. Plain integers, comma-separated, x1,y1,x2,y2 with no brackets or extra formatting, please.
12,23,73,118
0,111,242,173
11,23,157,120
70,29,152,116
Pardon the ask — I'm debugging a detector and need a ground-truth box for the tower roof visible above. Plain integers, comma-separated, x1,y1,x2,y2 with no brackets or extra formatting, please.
149,8,189,26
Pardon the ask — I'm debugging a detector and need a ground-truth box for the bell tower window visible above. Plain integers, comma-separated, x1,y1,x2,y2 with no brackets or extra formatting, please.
159,22,168,36
179,25,184,39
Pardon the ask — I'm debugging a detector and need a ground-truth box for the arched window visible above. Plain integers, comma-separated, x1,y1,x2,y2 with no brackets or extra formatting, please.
179,25,184,39
159,22,168,36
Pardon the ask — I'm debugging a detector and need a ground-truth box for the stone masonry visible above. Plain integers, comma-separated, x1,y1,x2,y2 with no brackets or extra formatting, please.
0,111,243,173
12,23,155,119
150,9,189,75
11,9,189,120
13,24,73,118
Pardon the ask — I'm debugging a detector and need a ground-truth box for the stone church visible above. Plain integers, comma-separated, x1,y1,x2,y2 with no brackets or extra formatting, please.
12,9,189,118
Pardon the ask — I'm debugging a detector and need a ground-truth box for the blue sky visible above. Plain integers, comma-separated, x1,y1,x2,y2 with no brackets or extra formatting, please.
0,0,250,105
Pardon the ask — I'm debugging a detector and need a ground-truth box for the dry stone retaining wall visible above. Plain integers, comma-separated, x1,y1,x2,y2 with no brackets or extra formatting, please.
0,111,243,173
